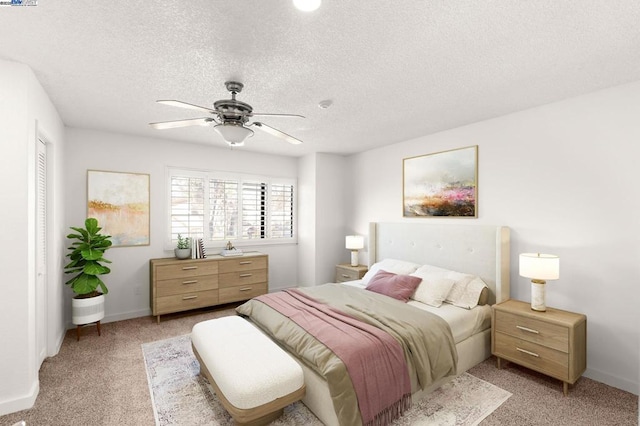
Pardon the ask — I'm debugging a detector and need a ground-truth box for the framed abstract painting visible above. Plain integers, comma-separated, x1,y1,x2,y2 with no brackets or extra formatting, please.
87,170,150,246
403,145,478,218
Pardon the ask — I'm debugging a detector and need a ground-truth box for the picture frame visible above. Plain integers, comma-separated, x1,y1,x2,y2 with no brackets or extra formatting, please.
403,145,478,218
87,170,150,247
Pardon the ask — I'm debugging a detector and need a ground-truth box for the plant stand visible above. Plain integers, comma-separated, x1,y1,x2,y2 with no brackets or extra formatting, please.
72,294,105,341
76,320,101,341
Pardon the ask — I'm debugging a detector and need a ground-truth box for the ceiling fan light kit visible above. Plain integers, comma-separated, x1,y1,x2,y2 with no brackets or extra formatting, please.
293,0,321,12
214,122,254,147
150,81,304,147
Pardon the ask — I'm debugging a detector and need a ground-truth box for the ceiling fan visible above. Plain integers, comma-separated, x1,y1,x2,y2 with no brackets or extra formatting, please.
149,81,304,147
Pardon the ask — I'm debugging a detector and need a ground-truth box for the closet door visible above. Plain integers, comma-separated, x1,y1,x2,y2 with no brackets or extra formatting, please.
36,138,47,367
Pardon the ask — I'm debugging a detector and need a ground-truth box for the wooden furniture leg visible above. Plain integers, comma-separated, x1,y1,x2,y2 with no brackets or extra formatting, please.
96,320,101,336
76,325,81,341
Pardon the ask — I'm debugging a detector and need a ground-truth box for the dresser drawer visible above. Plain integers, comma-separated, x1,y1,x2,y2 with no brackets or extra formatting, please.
156,275,218,297
494,332,569,381
156,261,219,280
219,269,268,288
495,310,569,352
156,289,219,315
219,283,267,304
219,256,268,273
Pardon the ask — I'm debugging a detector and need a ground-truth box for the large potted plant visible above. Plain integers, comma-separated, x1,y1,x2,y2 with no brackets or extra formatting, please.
64,218,112,327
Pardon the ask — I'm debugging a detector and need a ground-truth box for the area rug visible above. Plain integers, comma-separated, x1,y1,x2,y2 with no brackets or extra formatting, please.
142,334,511,426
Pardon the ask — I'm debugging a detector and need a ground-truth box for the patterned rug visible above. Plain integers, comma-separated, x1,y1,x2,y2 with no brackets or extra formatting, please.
142,334,511,426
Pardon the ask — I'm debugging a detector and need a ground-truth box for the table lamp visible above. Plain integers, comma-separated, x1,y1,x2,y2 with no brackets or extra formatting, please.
519,253,560,312
345,235,364,267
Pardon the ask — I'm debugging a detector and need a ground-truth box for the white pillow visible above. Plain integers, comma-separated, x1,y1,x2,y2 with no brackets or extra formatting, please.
448,276,488,309
410,275,455,307
361,259,421,285
410,264,481,307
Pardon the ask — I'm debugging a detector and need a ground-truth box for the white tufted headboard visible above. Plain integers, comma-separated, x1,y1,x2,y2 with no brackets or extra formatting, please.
368,222,510,305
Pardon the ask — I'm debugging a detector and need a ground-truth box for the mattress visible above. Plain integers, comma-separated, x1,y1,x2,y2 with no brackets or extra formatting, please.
341,279,492,344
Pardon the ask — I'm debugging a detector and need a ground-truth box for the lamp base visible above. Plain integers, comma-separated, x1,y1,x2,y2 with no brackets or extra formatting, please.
531,280,547,312
350,251,359,267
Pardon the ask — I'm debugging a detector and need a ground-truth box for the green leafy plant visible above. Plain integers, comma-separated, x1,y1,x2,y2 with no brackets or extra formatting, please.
64,218,112,296
176,234,190,249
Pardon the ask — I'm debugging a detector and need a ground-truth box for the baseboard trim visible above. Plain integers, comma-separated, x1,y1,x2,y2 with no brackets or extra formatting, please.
65,308,152,330
584,367,639,395
0,380,39,416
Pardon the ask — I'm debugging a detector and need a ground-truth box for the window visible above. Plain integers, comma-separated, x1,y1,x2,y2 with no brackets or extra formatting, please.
168,168,295,246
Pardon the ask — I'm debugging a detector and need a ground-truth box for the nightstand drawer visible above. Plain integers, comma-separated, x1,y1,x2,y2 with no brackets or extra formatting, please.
495,310,569,352
336,269,360,282
156,274,218,297
494,332,569,381
335,264,368,283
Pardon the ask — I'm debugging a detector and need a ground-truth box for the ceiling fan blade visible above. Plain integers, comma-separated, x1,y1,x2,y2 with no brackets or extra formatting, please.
149,117,214,129
157,100,218,114
250,112,306,119
253,122,303,145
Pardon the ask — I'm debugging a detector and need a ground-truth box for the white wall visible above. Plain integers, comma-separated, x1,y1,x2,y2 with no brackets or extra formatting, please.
345,81,640,394
0,59,65,415
297,154,317,286
64,128,300,323
296,153,348,286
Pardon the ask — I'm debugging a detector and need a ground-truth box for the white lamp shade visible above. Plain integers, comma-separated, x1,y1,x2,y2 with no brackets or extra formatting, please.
519,253,560,280
345,235,364,250
214,123,254,146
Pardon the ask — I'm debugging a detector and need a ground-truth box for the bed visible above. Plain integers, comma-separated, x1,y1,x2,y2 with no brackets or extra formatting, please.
237,222,510,426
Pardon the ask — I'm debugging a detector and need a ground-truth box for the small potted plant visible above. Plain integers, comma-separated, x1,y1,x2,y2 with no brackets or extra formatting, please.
175,234,192,259
64,218,112,327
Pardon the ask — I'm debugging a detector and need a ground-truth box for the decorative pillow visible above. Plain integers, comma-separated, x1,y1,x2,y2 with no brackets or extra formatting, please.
365,270,422,302
410,276,456,307
361,259,421,286
448,276,489,309
410,265,473,300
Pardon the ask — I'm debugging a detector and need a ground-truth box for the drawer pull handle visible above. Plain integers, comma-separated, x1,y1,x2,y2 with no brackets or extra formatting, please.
516,347,540,357
239,261,252,265
239,287,252,292
341,274,351,278
239,273,252,278
182,266,198,270
182,295,198,300
182,280,198,285
516,325,540,334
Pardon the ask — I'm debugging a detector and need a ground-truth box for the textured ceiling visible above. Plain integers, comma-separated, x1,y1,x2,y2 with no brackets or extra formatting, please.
1,1,639,157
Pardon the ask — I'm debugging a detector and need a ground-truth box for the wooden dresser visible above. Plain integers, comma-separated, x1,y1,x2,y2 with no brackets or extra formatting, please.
492,299,587,395
150,252,268,323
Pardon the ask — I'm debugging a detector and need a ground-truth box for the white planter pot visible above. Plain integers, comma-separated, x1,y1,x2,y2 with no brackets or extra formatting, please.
174,248,192,259
72,294,105,325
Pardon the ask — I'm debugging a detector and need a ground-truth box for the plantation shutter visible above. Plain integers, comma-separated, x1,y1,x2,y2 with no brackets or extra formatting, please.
241,181,266,239
270,183,294,238
209,178,239,241
170,175,205,240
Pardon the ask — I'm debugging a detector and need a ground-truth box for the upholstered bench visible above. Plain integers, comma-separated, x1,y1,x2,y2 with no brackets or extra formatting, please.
191,316,305,426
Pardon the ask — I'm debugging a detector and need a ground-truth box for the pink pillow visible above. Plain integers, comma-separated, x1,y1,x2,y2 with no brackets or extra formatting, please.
365,270,422,302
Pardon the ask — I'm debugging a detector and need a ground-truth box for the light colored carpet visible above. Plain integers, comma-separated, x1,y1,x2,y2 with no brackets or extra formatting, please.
142,334,512,426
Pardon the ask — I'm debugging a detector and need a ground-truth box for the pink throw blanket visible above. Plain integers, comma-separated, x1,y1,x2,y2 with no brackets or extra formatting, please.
256,289,411,426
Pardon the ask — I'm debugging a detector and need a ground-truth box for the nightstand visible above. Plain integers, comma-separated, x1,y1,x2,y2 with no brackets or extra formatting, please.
335,264,368,283
492,299,587,395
